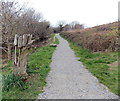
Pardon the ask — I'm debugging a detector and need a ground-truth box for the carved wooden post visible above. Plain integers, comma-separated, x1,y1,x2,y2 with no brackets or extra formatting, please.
13,34,34,76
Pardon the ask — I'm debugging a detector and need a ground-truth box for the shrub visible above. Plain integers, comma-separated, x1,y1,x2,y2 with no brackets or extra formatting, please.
61,22,118,52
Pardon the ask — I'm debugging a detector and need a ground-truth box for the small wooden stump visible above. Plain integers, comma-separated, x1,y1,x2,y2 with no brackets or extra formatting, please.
50,44,57,47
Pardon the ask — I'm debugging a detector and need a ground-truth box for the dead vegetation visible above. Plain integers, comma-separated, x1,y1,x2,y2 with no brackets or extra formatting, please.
61,22,118,52
0,0,53,63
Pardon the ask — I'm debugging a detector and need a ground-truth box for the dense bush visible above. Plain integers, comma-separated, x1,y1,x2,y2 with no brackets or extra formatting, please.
61,22,118,52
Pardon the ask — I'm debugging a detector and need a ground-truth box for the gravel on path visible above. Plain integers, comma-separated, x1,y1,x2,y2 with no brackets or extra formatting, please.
38,34,118,99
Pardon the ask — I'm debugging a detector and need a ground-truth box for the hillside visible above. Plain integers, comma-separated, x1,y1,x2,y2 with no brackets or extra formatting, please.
61,22,118,52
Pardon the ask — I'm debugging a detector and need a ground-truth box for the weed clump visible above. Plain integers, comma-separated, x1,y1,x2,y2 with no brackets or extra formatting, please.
3,74,28,91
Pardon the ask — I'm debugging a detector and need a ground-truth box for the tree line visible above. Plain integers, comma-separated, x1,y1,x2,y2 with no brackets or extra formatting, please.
0,0,85,61
53,21,84,33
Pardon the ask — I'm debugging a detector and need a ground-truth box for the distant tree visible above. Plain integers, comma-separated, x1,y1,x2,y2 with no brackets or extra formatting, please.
70,21,84,29
74,24,84,29
63,24,71,31
57,20,66,32
53,27,60,33
70,21,79,29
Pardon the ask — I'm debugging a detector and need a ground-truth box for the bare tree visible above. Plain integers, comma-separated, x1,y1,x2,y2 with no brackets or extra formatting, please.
57,20,66,32
70,21,79,29
0,0,25,60
70,21,84,29
0,0,52,61
63,24,71,31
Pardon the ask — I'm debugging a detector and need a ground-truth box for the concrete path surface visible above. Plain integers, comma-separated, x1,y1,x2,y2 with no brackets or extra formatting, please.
38,34,118,99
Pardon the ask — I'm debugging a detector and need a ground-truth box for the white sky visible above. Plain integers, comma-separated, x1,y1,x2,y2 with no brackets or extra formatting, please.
18,0,119,27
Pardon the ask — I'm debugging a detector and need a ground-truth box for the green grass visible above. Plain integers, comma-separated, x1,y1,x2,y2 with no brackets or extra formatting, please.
2,34,59,99
51,34,59,44
2,61,12,75
66,39,119,95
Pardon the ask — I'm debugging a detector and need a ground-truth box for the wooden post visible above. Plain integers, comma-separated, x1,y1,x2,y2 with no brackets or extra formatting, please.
13,34,34,76
14,35,18,65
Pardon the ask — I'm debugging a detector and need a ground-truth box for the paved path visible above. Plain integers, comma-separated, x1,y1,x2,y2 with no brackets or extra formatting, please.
38,34,118,99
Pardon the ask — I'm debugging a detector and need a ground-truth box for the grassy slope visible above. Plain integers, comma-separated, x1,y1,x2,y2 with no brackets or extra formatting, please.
68,41,119,95
2,34,59,99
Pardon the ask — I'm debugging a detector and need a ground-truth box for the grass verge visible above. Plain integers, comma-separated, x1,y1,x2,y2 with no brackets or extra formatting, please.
63,37,119,95
2,34,59,99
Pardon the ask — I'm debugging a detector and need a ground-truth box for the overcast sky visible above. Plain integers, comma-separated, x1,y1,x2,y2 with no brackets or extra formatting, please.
19,0,119,27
